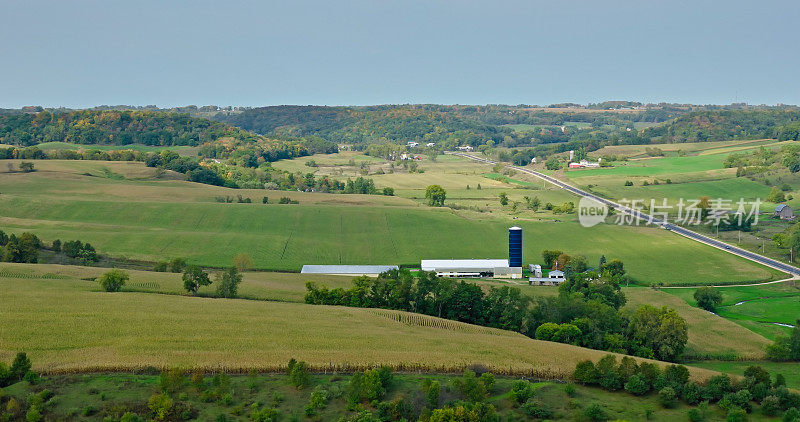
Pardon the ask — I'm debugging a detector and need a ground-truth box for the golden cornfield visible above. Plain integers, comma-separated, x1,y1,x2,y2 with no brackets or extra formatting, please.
0,263,718,383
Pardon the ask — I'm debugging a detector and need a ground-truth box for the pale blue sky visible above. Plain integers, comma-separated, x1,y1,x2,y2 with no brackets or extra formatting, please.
1,0,798,108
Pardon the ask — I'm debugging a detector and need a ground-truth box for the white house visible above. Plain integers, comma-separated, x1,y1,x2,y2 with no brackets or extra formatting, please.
457,145,474,151
407,142,419,148
426,142,436,147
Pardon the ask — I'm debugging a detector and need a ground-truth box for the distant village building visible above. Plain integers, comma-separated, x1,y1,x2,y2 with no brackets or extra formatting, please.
457,145,474,151
568,159,600,169
407,141,419,148
426,142,436,147
773,204,795,220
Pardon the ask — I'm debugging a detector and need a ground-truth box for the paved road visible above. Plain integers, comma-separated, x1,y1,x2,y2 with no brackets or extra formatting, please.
450,152,800,278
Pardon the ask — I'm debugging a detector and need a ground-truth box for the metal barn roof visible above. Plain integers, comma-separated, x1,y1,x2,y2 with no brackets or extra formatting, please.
421,259,509,271
300,265,398,275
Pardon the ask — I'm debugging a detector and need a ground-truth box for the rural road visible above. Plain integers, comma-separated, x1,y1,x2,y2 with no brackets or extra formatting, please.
450,152,800,280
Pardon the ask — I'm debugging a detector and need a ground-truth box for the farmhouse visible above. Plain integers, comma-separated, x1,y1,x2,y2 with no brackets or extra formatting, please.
568,159,600,169
529,269,566,286
457,145,474,151
773,204,795,220
407,141,419,147
301,265,398,276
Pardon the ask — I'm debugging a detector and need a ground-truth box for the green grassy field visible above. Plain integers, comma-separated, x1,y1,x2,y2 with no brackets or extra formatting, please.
664,282,800,340
0,194,781,284
0,159,783,285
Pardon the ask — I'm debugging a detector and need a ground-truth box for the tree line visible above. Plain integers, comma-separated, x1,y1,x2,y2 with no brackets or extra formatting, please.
0,231,101,265
574,355,800,421
305,259,690,362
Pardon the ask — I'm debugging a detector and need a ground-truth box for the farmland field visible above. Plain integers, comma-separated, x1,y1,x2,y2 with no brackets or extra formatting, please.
0,267,722,380
0,159,783,285
664,282,800,340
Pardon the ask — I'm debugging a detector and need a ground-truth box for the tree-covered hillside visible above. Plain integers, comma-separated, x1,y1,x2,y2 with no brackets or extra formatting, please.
0,110,263,147
644,109,800,143
214,105,509,146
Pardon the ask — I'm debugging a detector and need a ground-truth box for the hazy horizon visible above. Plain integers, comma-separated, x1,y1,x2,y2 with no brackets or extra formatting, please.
2,0,799,109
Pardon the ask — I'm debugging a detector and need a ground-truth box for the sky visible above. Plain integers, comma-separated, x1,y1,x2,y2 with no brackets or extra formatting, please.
1,0,799,108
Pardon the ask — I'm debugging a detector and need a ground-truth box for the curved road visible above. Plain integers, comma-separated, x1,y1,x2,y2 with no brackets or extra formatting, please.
451,152,800,278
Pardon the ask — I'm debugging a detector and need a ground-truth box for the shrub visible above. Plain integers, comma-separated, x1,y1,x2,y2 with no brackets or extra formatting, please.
169,257,187,273
683,381,703,405
453,370,488,402
98,269,129,292
564,383,576,397
784,407,800,422
422,379,440,408
762,395,780,416
726,406,747,422
288,361,310,390
521,400,553,419
215,267,242,298
148,393,173,420
573,360,599,385
153,261,168,272
624,374,650,396
687,408,705,422
584,403,608,421
10,352,32,382
120,413,144,422
624,180,634,186
510,380,535,404
658,387,678,408
694,287,723,312
25,408,42,422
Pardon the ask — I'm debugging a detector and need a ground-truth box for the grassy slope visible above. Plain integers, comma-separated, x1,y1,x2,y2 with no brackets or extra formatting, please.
622,287,772,359
0,267,722,381
1,263,773,365
0,160,781,285
664,282,800,340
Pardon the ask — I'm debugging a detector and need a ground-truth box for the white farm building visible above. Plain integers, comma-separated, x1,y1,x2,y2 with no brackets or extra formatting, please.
420,259,522,279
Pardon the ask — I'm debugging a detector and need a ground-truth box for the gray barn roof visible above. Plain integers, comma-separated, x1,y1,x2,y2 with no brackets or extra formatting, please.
775,204,789,212
300,265,398,275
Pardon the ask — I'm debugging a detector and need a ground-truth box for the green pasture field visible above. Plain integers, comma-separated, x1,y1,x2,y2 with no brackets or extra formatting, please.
568,154,730,178
1,372,754,422
685,360,800,390
664,282,800,340
0,192,782,284
590,177,771,208
590,139,779,159
1,267,722,380
0,159,786,284
483,172,532,186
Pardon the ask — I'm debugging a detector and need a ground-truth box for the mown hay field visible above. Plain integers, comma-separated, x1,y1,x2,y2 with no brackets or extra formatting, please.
0,192,780,284
0,271,720,381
